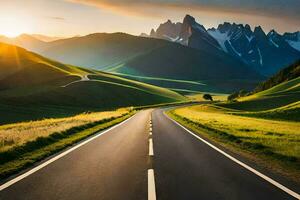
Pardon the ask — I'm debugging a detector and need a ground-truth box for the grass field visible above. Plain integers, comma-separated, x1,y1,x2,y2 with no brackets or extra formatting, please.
167,103,300,181
237,101,300,121
112,73,260,94
89,73,185,101
110,73,214,94
0,109,133,179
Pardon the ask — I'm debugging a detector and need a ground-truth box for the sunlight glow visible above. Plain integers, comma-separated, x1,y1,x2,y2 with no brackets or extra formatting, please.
0,15,32,37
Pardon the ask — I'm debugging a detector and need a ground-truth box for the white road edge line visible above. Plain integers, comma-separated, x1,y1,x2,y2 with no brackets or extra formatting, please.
0,114,136,191
149,138,154,156
148,169,157,200
164,113,300,199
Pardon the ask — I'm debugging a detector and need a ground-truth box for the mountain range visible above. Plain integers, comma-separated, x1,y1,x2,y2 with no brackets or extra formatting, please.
146,15,300,76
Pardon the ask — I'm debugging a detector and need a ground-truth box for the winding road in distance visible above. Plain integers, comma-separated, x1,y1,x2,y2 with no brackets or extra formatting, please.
1,109,299,200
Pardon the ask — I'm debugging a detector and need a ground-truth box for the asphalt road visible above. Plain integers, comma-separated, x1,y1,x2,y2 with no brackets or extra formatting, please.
0,109,298,200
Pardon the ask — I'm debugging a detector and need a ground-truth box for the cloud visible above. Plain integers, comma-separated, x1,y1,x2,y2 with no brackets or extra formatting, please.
67,0,300,21
65,0,300,33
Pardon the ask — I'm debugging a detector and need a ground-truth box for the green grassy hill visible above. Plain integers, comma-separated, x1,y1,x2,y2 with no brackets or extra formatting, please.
0,42,91,90
238,101,300,121
254,59,300,93
0,42,186,124
219,62,300,121
221,76,299,111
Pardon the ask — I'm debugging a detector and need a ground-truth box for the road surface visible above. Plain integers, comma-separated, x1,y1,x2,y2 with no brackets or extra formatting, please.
0,109,299,200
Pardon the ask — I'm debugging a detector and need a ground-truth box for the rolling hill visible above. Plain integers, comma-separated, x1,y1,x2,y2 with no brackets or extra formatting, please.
254,59,300,93
220,61,300,120
223,76,300,111
0,42,186,124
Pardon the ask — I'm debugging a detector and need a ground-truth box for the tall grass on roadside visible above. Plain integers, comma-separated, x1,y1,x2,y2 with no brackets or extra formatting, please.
169,105,300,162
0,109,133,179
0,109,129,153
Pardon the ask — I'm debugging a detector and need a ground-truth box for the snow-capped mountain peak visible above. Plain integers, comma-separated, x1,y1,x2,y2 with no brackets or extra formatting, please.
207,29,230,53
146,15,300,76
208,23,300,74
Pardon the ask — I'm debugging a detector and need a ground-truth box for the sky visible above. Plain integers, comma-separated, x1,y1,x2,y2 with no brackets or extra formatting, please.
0,0,299,37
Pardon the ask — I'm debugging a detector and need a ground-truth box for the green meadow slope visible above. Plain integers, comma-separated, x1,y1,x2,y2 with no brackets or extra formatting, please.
222,76,300,111
219,61,300,121
254,59,300,93
0,42,186,124
225,77,300,121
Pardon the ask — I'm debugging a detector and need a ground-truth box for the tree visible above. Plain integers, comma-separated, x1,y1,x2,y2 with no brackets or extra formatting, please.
203,94,213,101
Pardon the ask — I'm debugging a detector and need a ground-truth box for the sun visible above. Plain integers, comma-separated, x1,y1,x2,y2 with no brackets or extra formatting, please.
0,16,31,38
